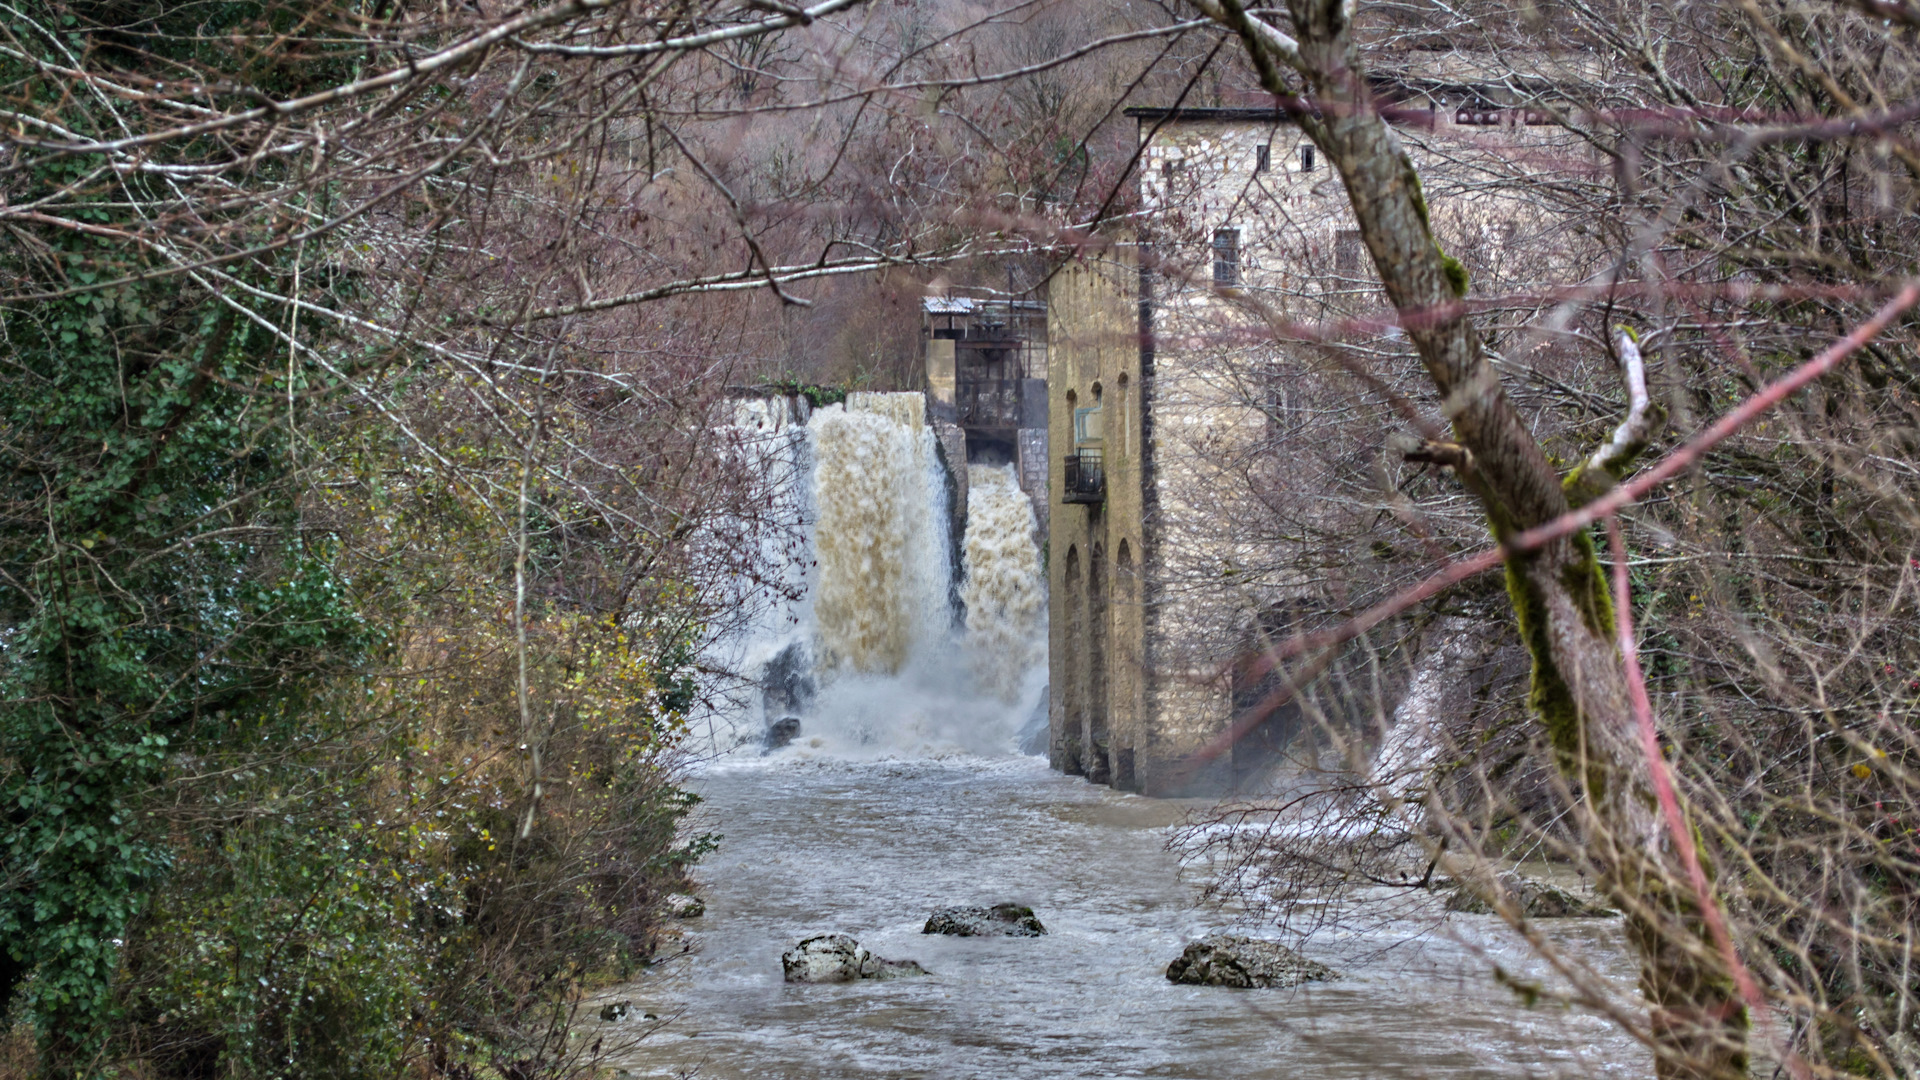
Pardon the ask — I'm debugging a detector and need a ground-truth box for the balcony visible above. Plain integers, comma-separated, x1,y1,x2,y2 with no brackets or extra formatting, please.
1063,449,1104,505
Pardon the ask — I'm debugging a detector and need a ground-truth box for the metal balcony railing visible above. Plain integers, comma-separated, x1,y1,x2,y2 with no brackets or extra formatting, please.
1063,449,1104,504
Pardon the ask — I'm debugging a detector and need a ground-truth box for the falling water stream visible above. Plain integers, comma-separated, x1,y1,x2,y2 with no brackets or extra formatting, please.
960,465,1045,703
809,393,954,679
640,394,1649,1079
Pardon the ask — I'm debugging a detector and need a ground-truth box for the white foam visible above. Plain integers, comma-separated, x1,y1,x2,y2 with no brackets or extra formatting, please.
706,392,1047,761
809,394,952,678
961,464,1045,703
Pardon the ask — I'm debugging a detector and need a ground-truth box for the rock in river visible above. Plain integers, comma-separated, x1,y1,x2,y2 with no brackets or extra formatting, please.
1165,935,1336,989
923,903,1046,937
664,893,705,919
763,715,802,753
781,934,929,983
1444,872,1616,918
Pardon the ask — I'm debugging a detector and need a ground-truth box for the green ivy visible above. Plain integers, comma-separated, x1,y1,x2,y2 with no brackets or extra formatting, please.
0,16,373,1055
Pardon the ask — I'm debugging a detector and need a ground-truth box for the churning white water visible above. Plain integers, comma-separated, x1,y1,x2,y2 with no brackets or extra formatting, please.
715,390,1043,757
595,758,1649,1080
961,465,1044,703
808,393,954,679
703,395,815,701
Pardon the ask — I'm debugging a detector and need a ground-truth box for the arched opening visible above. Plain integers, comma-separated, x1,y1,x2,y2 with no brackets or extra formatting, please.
1112,539,1137,791
1086,541,1111,786
1061,544,1085,776
1116,373,1130,458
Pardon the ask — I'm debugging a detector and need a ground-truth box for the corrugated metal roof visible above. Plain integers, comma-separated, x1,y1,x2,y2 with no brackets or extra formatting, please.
923,296,977,314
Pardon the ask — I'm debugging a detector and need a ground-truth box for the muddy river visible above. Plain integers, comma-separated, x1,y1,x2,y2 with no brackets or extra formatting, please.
598,754,1647,1079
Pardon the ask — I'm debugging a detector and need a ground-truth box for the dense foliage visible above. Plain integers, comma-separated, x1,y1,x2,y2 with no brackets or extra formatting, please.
0,0,757,1074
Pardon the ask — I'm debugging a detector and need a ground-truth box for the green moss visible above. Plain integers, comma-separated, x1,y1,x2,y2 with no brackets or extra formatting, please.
761,379,847,407
1559,461,1600,506
1506,559,1578,779
1504,528,1614,798
1405,165,1432,229
1405,163,1469,298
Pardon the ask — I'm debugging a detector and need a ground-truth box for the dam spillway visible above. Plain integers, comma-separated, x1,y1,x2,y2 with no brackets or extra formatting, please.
809,393,955,679
961,464,1045,704
727,390,1047,756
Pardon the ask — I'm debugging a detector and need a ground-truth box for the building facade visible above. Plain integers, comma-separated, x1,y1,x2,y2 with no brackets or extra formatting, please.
1048,94,1585,795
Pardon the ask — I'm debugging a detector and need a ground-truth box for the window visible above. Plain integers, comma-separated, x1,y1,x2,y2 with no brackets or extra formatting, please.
1255,143,1271,173
1074,404,1104,446
1213,227,1241,287
1300,144,1315,172
1335,229,1363,279
1265,381,1308,440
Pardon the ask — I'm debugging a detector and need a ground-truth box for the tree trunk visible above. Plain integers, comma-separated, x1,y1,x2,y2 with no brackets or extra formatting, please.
1203,0,1751,1073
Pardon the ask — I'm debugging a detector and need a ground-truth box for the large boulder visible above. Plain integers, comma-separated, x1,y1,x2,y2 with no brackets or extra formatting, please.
1444,872,1616,918
763,716,801,753
781,934,929,984
923,903,1046,937
1165,935,1336,989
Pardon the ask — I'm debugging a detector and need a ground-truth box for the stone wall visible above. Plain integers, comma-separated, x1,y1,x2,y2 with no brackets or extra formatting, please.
1046,256,1149,790
925,338,957,424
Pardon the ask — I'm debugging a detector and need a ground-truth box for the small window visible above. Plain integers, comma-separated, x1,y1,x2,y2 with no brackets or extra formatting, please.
1335,229,1364,279
1074,404,1104,446
1300,144,1315,172
1212,228,1241,287
1255,144,1271,173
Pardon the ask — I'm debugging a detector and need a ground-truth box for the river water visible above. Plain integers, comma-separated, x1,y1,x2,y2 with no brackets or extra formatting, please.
598,753,1649,1080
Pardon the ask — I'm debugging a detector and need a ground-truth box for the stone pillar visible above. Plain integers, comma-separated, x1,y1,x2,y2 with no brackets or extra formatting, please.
925,339,957,424
1016,426,1049,544
931,419,968,623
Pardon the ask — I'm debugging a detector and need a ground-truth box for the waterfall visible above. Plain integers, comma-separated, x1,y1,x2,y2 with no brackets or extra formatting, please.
808,392,953,678
708,395,815,712
711,389,1046,758
961,465,1044,703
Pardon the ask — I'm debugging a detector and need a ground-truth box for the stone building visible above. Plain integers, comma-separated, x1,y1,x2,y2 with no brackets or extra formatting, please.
1047,91,1587,795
